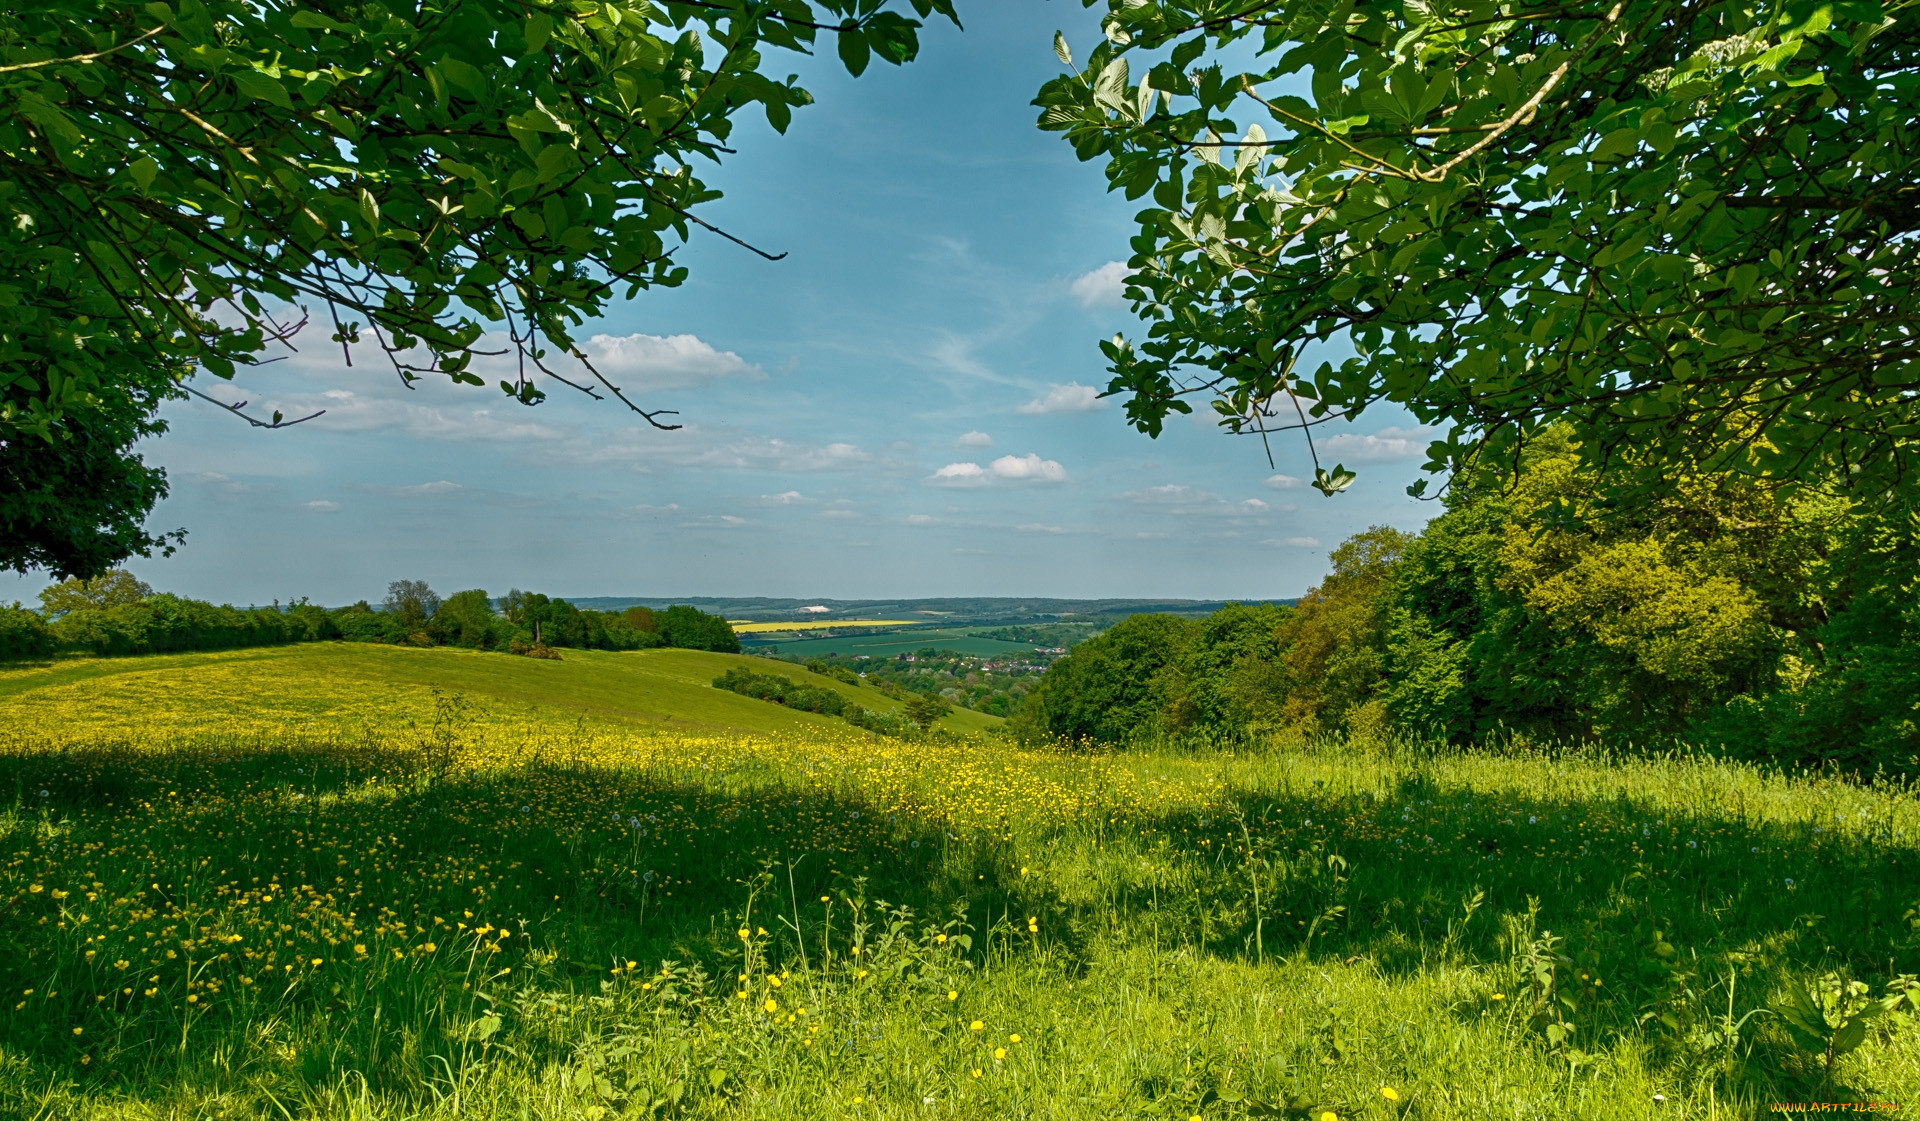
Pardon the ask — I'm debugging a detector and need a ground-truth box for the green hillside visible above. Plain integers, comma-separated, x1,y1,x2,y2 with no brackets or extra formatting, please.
0,643,1001,739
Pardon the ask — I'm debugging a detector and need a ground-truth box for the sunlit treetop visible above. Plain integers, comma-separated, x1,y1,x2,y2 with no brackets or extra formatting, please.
1037,0,1920,499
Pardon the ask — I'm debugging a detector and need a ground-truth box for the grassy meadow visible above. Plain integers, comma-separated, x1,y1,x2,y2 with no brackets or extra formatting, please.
2,645,1917,1119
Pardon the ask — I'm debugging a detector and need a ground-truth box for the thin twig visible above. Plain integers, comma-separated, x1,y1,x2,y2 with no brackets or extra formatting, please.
0,26,164,74
184,385,326,429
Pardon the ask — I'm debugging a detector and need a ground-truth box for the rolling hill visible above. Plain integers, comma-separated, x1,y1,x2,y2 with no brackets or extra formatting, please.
2,643,1002,740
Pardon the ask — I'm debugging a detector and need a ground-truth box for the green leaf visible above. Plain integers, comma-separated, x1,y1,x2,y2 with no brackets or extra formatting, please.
1831,1014,1868,1057
525,11,554,53
288,10,349,31
1053,30,1072,67
231,70,293,110
764,96,792,133
1590,128,1639,162
127,156,159,192
1313,464,1356,495
837,28,870,77
438,57,487,99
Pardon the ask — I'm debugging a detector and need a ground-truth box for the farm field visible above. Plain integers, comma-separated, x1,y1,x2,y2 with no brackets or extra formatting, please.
728,621,919,634
738,626,1043,660
2,647,1917,1119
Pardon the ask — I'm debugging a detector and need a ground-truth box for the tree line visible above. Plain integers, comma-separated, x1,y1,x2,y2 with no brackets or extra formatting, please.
0,574,738,660
1011,430,1920,778
710,665,943,739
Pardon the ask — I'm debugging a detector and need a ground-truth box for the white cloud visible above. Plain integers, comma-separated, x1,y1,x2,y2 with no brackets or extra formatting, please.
906,514,937,526
925,453,1069,487
356,480,462,497
571,433,880,474
574,333,759,391
775,442,870,471
1121,484,1278,521
1275,536,1321,548
183,470,274,497
1319,425,1434,462
1264,474,1303,489
928,462,988,485
1125,484,1215,505
1015,523,1066,534
1070,260,1130,309
989,453,1069,482
821,509,857,519
298,500,341,512
762,490,811,505
1016,383,1104,415
956,430,993,448
683,514,749,528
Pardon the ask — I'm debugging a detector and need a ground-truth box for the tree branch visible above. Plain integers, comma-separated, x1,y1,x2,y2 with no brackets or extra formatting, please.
183,385,326,429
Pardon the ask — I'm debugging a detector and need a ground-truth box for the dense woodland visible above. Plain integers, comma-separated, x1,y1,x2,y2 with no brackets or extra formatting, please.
1011,432,1920,778
0,575,739,660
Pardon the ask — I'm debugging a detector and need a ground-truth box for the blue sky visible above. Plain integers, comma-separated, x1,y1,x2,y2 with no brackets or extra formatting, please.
15,6,1439,607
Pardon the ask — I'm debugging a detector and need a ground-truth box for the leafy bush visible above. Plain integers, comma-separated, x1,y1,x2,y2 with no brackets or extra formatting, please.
49,595,325,657
430,589,511,650
1006,614,1197,745
661,605,740,653
0,605,54,661
712,667,914,736
333,602,408,645
712,667,847,715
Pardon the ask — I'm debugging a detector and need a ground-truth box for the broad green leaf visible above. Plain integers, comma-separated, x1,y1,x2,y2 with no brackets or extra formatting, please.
127,156,159,191
525,11,553,53
231,70,292,109
837,27,870,77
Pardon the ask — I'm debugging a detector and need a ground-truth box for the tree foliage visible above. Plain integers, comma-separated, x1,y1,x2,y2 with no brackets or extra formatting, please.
38,568,153,616
1038,0,1920,497
1007,612,1199,744
3,579,743,661
0,381,178,579
1013,436,1920,774
1,0,957,576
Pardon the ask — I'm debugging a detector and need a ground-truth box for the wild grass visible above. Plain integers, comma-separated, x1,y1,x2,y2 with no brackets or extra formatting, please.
1,651,1916,1119
0,644,1002,739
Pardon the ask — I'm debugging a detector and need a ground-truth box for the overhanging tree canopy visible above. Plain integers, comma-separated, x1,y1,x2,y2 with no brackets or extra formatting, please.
0,0,955,576
1036,0,1919,497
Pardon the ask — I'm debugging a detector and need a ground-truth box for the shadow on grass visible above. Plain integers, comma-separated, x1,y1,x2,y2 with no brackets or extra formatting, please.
1,740,1915,1105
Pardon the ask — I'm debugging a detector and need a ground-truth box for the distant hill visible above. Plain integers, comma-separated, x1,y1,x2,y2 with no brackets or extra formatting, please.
557,596,1295,624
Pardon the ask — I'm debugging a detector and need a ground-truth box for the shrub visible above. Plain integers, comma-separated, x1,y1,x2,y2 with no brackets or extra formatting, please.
662,605,740,653
0,604,54,661
1006,614,1196,745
